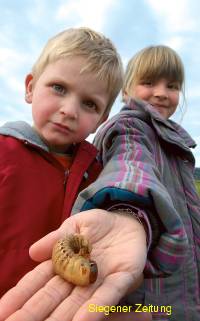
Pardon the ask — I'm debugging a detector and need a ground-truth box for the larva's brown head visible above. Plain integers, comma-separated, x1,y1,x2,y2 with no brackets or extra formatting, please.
88,260,98,283
76,258,98,285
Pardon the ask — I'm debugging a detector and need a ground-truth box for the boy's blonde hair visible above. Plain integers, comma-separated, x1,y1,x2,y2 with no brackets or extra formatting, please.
32,27,123,115
123,45,185,99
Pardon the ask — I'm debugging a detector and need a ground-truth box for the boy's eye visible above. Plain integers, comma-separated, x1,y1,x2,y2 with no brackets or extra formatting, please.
52,84,66,95
83,100,97,111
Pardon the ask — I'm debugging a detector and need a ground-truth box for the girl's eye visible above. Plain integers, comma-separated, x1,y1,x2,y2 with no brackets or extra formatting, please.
141,80,153,86
52,84,66,95
168,83,180,90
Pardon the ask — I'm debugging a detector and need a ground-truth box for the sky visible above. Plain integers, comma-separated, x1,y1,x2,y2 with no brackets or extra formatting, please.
0,0,200,165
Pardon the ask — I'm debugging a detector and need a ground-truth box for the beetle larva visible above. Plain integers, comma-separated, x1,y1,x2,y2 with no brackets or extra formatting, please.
52,234,98,286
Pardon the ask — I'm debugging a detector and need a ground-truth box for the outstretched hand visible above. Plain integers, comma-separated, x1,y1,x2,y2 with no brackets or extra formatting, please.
0,209,151,321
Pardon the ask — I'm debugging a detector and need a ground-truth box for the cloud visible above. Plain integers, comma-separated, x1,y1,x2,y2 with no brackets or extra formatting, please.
0,46,29,71
187,86,200,100
0,44,31,123
0,101,32,125
146,0,196,32
164,36,185,51
0,47,29,95
55,0,116,31
26,0,47,25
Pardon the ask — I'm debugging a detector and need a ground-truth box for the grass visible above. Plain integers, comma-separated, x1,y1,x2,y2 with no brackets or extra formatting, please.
195,180,200,197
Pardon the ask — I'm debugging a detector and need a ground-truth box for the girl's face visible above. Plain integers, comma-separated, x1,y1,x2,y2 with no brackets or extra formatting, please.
128,78,180,119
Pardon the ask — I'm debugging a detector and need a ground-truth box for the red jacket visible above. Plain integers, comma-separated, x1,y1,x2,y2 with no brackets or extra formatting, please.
0,125,102,296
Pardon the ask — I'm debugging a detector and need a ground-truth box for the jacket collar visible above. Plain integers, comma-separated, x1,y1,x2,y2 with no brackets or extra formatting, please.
124,98,196,150
0,121,49,151
0,121,98,155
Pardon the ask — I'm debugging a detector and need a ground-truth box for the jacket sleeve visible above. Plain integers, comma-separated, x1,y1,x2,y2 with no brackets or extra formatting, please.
72,116,189,276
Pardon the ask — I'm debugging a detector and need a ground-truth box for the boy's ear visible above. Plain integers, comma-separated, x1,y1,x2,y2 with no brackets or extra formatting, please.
25,74,34,104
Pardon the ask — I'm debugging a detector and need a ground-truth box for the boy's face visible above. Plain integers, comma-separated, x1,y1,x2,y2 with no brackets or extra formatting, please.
126,78,180,119
25,57,109,152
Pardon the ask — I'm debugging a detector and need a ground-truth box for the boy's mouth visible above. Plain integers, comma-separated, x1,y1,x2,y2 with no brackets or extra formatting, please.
52,122,74,134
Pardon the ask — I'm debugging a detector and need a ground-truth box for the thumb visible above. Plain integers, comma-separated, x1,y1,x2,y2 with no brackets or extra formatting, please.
29,215,78,262
29,230,60,262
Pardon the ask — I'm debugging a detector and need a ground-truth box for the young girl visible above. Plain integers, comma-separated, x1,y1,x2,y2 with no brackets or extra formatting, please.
84,45,200,320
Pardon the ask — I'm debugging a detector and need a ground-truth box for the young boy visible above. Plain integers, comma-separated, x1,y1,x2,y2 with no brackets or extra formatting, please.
0,27,123,296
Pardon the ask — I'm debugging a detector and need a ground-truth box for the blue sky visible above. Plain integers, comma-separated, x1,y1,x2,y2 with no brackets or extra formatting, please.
0,0,200,165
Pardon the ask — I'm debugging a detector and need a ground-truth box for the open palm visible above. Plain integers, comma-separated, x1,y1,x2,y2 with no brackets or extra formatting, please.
0,209,150,321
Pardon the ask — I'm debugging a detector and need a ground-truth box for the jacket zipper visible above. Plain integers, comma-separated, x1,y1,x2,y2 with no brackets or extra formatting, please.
23,140,71,189
64,169,70,188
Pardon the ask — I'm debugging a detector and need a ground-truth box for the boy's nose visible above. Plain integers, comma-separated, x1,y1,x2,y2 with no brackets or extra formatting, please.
59,98,78,119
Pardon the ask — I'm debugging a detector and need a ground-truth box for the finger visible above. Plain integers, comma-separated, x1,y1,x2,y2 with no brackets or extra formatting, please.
30,217,78,262
0,261,53,320
29,230,61,262
73,273,144,321
45,281,99,321
46,272,132,321
4,276,74,321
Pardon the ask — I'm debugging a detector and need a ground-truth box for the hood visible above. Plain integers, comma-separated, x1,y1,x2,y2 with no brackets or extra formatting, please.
0,121,49,152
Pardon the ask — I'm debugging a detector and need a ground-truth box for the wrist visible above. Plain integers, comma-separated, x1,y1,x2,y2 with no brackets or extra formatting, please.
106,203,151,251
